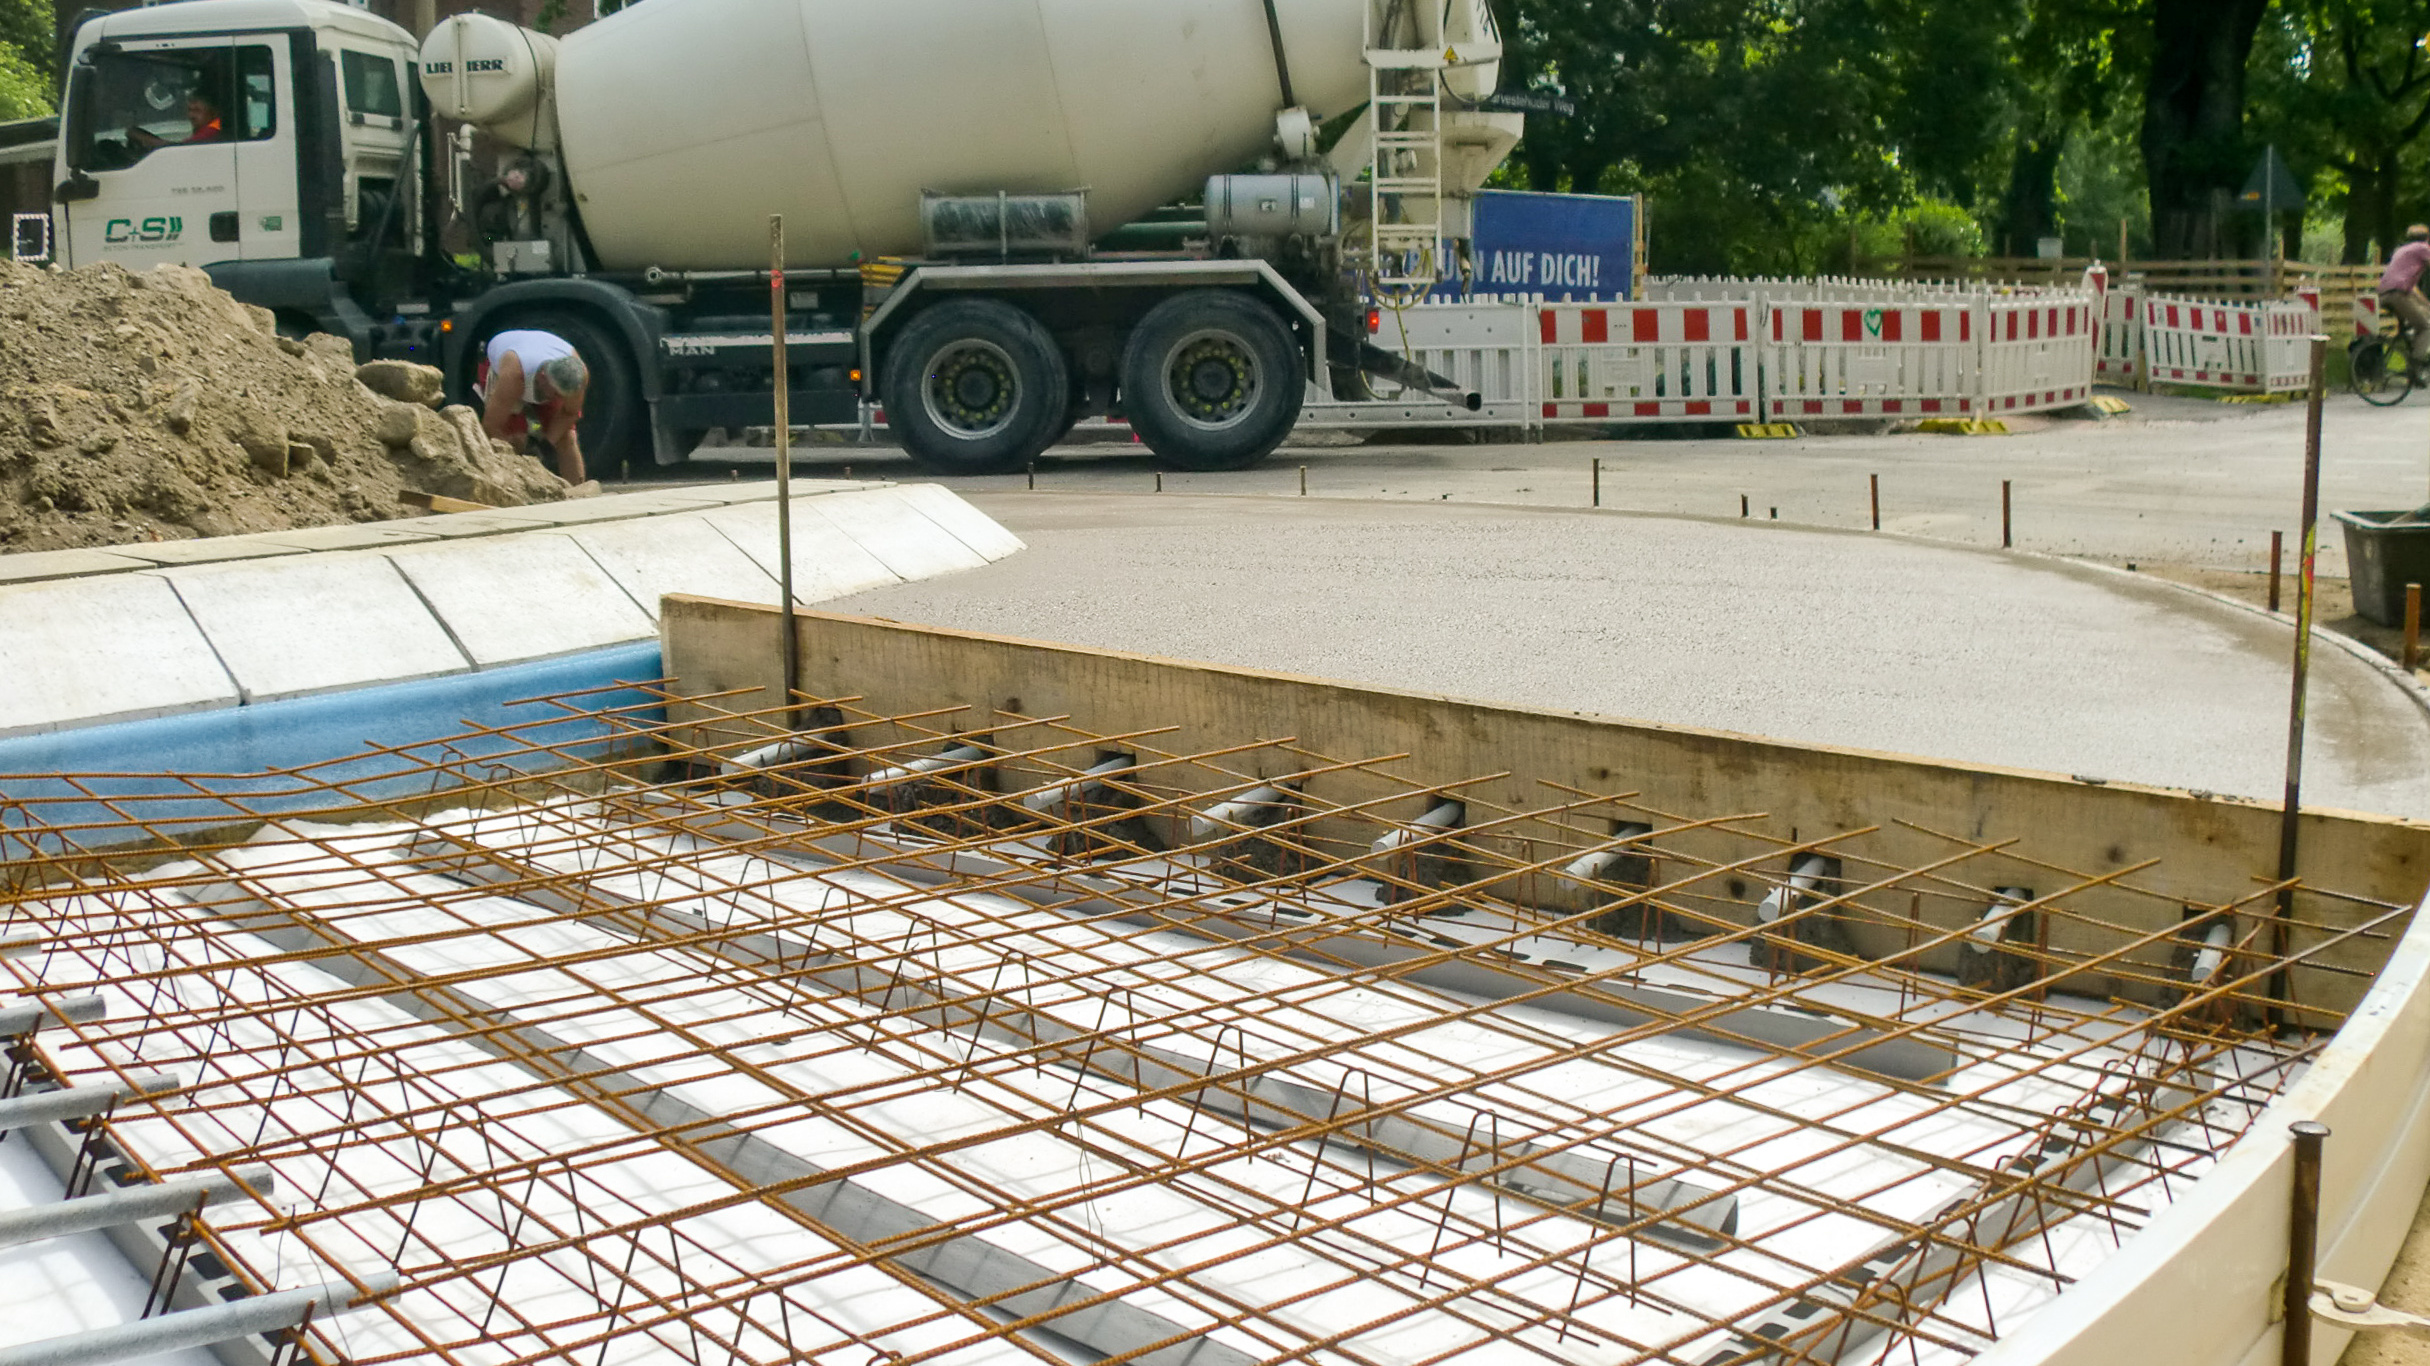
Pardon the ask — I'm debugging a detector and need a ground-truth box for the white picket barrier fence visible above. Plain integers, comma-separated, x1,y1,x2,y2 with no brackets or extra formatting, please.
1312,278,2109,432
2137,294,2317,394
2096,287,2144,385
1536,300,1760,422
1981,295,2099,413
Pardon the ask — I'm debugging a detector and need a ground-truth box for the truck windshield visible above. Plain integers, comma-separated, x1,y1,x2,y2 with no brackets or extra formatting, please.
69,45,275,171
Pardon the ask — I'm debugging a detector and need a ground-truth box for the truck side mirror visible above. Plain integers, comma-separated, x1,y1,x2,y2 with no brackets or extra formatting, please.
53,174,98,203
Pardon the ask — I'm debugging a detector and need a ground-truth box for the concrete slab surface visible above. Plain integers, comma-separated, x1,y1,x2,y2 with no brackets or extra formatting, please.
383,535,654,667
242,523,446,552
702,500,902,603
0,574,236,737
0,548,159,585
161,554,470,703
562,517,780,620
101,538,307,567
806,488,991,581
829,492,2430,820
695,388,2430,580
891,482,1029,561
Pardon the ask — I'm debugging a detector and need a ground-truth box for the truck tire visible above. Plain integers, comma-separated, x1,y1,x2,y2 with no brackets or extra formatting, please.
1120,291,1304,472
477,309,644,481
884,300,1069,475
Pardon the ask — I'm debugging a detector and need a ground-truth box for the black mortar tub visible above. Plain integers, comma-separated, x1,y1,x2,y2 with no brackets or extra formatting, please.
2334,509,2430,626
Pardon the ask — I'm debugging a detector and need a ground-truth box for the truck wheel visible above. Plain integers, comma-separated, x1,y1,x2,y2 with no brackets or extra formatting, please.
1120,291,1304,472
479,309,644,480
884,300,1069,475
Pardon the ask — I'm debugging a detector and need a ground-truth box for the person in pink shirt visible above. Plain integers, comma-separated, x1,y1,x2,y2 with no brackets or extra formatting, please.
2379,224,2430,366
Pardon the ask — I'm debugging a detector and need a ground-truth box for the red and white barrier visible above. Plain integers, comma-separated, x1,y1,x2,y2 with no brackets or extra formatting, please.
1760,302,1983,419
2096,287,2144,385
1980,297,2098,412
2140,296,2318,393
1536,302,1759,421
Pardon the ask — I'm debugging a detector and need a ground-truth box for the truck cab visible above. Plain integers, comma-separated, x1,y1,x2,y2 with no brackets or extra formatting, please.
52,0,422,347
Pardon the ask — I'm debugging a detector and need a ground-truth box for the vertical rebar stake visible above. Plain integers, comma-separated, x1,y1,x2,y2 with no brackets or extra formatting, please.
1870,472,1880,531
1592,458,1601,508
2270,530,2285,613
2273,335,2329,1024
1299,465,1308,496
1740,494,1749,518
770,215,800,730
2406,584,2422,673
2283,1120,2330,1366
2001,480,2013,548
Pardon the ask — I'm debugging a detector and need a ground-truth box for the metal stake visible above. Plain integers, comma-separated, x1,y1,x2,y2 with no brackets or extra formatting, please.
2283,1120,2330,1366
2273,336,2328,1021
2406,585,2422,673
2001,480,2013,549
1591,458,1600,508
1740,494,1749,518
770,215,800,729
2270,530,2284,613
1870,473,1880,531
1299,465,1307,496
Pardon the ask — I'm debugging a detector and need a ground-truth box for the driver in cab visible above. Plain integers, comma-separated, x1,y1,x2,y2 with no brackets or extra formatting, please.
129,89,225,149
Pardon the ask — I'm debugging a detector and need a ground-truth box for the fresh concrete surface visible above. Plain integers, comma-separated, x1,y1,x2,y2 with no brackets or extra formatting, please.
828,492,2430,820
705,388,2430,579
0,574,236,736
162,555,470,702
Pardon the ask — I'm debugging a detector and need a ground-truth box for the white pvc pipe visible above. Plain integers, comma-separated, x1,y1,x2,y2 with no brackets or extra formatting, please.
1563,822,1655,883
0,995,105,1037
0,1073,179,1136
0,1274,397,1366
1755,854,1832,923
0,1166,275,1249
1187,785,1293,843
1369,801,1463,855
1020,756,1136,816
2190,920,2234,983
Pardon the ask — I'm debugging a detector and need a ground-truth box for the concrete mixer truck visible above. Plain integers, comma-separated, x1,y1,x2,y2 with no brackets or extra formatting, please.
37,0,1522,474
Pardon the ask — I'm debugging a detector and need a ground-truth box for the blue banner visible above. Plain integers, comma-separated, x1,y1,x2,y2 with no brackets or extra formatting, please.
1459,190,1638,301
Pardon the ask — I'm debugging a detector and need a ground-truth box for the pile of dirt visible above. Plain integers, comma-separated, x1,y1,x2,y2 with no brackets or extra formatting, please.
0,259,567,553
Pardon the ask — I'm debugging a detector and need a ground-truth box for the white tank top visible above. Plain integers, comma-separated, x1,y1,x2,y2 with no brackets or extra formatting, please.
484,329,578,373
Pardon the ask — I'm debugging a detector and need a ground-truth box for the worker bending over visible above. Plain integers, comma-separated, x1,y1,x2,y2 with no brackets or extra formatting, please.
477,330,590,485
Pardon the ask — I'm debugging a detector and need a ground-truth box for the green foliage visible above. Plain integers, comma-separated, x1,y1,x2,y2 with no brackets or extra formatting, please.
0,41,49,121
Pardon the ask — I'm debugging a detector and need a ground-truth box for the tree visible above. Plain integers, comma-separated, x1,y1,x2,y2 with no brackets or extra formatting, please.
0,0,49,117
2250,0,2430,262
2141,0,2271,257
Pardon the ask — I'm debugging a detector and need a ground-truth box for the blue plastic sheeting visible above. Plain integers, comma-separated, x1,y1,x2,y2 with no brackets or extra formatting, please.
0,643,667,851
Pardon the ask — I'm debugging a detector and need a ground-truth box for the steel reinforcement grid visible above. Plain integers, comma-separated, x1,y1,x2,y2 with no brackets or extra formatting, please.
0,678,2402,1366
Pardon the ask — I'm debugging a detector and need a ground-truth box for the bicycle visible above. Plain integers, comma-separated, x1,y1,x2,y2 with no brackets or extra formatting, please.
2351,310,2426,405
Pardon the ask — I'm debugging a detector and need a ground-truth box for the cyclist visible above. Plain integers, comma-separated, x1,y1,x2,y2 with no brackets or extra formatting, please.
2379,224,2430,374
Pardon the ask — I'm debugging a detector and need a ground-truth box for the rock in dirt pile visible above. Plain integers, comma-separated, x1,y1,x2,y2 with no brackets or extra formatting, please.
0,259,567,553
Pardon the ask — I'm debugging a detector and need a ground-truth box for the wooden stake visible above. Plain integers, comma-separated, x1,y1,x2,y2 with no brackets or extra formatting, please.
769,215,800,728
2407,583,2422,673
2272,334,2329,1024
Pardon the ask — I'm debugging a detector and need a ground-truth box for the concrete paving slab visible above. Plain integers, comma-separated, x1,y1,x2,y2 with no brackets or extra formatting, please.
398,511,564,539
831,492,2430,820
243,524,446,552
102,538,306,567
891,482,1028,561
805,488,990,580
383,536,654,667
665,478,887,506
161,554,470,703
0,574,235,737
485,493,734,526
701,500,901,603
562,516,781,620
0,548,159,585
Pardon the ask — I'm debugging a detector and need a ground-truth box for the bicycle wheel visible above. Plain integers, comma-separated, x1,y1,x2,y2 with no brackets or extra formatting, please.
2354,339,2415,405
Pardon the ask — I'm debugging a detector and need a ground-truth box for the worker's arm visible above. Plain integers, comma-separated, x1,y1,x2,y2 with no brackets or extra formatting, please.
481,353,528,452
543,406,586,486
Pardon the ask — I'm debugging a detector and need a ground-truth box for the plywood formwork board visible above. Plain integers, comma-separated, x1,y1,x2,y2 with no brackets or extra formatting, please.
0,574,236,736
384,536,654,667
657,596,2430,1019
160,554,471,703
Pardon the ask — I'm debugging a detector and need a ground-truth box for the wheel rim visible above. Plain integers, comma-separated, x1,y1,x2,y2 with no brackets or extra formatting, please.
1159,328,1263,433
922,339,1022,440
